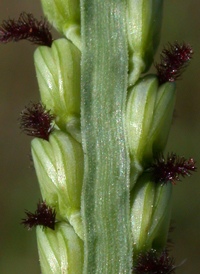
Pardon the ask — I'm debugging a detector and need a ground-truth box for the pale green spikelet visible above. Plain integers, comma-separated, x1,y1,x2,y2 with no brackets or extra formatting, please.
126,75,176,188
127,0,164,85
34,38,81,142
37,222,84,274
130,173,172,257
40,0,81,49
31,130,84,239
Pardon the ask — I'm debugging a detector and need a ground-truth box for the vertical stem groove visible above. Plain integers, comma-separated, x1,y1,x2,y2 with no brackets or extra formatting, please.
81,0,131,273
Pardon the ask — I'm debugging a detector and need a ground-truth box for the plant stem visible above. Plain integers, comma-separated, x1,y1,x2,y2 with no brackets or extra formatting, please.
81,1,132,273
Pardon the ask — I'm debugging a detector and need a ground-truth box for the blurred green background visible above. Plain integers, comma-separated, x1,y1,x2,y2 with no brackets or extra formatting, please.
0,1,199,273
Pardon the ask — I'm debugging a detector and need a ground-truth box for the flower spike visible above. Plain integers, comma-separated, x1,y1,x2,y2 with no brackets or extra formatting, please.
133,249,176,274
19,102,55,141
155,42,193,84
150,152,197,185
0,12,53,47
21,200,56,230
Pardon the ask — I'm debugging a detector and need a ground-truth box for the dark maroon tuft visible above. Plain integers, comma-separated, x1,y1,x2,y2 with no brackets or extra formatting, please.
0,12,53,47
150,152,196,185
155,42,193,84
19,101,55,141
133,249,176,274
21,200,56,230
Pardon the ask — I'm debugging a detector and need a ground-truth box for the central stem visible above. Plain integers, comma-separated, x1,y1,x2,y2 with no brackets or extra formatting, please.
81,0,131,273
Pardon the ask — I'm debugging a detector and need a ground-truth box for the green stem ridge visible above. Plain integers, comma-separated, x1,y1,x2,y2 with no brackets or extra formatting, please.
81,0,131,273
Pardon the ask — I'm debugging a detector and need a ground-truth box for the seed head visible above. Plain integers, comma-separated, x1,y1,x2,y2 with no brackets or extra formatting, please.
21,200,56,230
155,42,193,84
133,249,176,274
150,152,196,185
0,12,53,47
19,102,55,141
